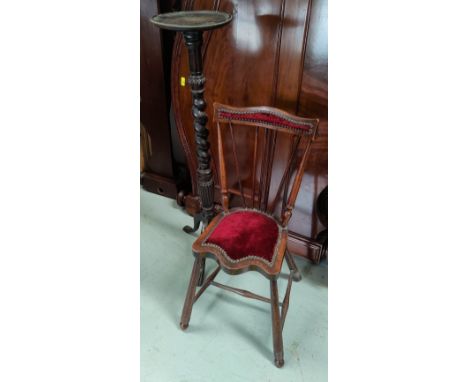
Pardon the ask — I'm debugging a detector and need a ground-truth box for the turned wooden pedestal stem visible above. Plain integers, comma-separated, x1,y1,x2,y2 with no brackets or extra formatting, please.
183,30,215,227
151,11,232,284
151,11,232,232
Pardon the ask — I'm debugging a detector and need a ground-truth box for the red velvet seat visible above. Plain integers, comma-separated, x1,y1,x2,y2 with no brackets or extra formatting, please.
201,209,282,265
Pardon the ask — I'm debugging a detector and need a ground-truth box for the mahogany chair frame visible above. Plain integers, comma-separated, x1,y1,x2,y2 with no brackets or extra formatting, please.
180,103,319,367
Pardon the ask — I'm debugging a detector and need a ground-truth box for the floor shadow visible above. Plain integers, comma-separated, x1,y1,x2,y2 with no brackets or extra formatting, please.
227,318,273,363
297,257,328,288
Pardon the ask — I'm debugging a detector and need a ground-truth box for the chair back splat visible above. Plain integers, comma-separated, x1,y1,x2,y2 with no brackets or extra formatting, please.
213,103,319,227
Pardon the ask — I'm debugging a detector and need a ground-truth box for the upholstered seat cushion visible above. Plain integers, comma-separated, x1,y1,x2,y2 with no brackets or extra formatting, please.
201,209,282,264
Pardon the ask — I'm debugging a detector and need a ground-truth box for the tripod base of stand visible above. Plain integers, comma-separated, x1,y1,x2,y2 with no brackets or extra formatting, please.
183,213,202,234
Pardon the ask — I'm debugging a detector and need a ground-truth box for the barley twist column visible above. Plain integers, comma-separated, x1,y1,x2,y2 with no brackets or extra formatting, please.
183,31,215,226
151,11,232,231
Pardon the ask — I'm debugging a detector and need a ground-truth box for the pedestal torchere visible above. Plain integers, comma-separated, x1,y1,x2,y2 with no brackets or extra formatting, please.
151,11,232,233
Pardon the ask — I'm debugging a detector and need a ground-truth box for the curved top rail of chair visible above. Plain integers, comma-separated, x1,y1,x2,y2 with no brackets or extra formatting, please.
213,103,319,136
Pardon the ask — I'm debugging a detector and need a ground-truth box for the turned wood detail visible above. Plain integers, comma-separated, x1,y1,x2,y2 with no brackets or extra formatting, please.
270,278,284,367
180,254,202,330
182,30,215,225
151,11,232,231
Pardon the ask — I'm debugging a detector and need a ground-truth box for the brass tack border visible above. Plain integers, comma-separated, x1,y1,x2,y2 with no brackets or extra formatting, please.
201,208,284,267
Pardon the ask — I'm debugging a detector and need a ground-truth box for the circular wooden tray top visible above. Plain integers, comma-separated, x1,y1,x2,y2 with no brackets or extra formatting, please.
151,11,232,31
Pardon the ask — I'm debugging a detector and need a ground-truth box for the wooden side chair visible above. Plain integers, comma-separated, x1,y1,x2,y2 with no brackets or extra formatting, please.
180,102,319,367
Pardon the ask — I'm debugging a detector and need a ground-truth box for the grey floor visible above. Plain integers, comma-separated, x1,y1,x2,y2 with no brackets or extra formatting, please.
141,189,328,382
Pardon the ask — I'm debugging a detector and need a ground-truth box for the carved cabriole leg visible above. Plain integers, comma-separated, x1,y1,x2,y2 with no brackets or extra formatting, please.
180,254,203,330
270,278,284,368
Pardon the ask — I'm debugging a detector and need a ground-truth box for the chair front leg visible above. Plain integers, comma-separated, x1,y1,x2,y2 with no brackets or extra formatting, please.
270,278,284,368
180,254,202,330
197,257,206,286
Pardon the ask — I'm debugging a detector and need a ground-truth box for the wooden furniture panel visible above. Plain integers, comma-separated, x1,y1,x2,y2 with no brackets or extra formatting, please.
293,0,328,247
172,0,328,262
140,0,178,198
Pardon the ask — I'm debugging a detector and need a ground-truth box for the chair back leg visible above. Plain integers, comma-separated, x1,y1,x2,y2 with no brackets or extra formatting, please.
285,249,302,282
180,254,203,330
270,279,284,367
